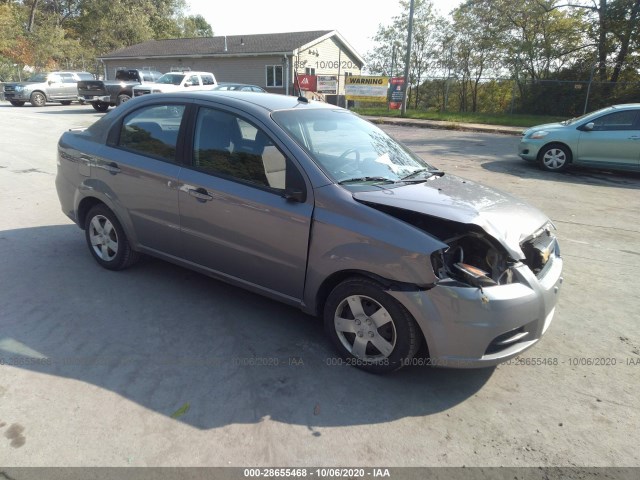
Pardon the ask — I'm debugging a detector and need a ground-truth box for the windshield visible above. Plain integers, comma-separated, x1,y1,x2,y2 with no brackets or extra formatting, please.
26,73,48,82
563,106,614,125
156,73,185,85
272,108,438,185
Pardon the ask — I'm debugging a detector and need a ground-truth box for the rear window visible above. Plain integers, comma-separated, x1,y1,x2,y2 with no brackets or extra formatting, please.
77,73,95,81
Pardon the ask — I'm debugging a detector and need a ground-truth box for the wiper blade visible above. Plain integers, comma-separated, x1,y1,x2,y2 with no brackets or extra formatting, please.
338,176,396,185
400,169,445,181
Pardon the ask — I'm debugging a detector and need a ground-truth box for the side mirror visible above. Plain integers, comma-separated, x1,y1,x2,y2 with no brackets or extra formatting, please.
184,82,193,88
283,187,306,203
48,80,54,85
582,122,595,131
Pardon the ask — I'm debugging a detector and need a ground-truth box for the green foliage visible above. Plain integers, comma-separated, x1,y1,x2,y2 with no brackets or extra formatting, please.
0,0,213,74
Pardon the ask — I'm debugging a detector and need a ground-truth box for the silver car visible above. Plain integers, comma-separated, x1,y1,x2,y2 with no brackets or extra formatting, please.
519,103,640,172
56,91,563,373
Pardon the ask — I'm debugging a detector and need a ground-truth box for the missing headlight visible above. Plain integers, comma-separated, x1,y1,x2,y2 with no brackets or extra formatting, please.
432,233,514,287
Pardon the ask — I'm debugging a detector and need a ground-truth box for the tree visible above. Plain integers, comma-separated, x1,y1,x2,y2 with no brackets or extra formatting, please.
180,14,213,38
364,0,443,107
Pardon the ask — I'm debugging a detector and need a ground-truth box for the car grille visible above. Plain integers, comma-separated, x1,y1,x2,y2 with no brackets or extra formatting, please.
521,228,557,277
4,85,16,93
134,89,151,96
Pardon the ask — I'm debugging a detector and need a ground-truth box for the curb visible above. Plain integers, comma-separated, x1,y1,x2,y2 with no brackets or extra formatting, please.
363,116,523,136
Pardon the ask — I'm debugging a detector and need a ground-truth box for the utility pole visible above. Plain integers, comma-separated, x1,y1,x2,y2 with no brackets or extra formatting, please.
401,0,415,117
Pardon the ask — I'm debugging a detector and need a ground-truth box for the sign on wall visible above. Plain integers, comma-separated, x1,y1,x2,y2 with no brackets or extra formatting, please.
389,77,405,109
297,74,317,91
317,75,338,94
345,76,389,102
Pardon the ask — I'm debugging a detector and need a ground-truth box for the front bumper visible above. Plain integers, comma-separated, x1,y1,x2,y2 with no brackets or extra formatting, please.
79,94,111,103
4,91,29,101
518,139,542,162
388,254,563,368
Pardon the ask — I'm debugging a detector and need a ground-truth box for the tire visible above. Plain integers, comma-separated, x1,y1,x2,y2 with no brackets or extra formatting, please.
30,91,46,107
116,94,131,106
9,100,25,107
323,277,421,374
92,102,109,112
60,101,72,105
538,143,571,172
84,204,139,271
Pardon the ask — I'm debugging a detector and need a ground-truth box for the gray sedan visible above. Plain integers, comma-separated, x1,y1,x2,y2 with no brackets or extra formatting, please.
56,91,563,372
519,103,640,172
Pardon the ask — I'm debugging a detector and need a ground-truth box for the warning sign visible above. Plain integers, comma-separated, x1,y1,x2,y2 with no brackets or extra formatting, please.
345,76,389,102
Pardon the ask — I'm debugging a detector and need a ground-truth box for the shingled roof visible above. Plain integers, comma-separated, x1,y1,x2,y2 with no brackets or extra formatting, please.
100,30,358,60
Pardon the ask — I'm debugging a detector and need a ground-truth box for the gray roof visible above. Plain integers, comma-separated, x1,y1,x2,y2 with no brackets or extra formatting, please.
101,31,336,59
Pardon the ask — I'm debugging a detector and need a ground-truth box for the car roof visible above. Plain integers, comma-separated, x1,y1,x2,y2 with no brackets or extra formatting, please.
171,90,338,113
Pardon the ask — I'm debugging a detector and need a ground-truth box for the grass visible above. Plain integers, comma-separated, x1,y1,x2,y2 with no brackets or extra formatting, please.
352,107,567,128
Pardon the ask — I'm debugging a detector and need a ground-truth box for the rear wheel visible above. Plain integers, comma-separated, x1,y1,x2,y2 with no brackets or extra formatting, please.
324,277,421,373
30,91,46,107
9,100,25,107
538,143,571,172
92,102,109,112
84,205,139,270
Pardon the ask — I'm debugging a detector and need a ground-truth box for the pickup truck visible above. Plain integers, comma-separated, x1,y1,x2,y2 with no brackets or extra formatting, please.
77,69,163,112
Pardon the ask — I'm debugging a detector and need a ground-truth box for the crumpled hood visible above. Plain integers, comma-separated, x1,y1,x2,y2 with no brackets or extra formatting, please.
352,174,551,259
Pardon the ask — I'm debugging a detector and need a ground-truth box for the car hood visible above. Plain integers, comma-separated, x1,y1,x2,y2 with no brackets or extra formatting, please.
352,174,551,259
522,122,566,135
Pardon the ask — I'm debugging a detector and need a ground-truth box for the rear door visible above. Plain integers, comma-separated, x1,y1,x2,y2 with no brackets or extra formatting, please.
177,106,313,301
94,102,189,257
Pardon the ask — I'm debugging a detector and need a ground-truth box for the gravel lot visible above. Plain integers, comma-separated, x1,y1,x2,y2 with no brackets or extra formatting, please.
0,102,638,469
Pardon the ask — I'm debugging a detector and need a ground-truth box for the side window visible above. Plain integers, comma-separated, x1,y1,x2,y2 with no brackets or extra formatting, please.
48,74,62,83
61,73,76,83
188,75,200,86
592,111,638,131
118,104,186,162
193,108,288,190
201,75,215,85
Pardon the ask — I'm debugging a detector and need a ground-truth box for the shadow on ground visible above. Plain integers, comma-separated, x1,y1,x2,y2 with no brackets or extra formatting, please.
0,225,493,432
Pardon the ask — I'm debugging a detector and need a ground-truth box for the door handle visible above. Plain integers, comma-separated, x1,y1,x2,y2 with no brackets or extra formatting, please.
103,162,121,174
188,188,213,202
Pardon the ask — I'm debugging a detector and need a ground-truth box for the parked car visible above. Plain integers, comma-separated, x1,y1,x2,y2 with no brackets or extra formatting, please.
3,71,94,107
132,71,217,97
212,82,266,92
56,91,563,373
519,103,640,172
78,69,164,112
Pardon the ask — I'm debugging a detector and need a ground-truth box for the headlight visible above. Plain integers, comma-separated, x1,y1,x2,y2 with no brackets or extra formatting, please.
15,85,24,92
529,130,549,139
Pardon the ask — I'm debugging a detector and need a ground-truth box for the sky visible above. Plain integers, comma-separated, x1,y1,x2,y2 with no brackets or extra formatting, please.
185,0,462,58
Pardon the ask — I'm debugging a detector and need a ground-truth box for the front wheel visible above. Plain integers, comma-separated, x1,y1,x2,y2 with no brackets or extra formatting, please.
92,102,109,112
324,277,421,373
538,143,571,172
84,205,139,270
9,100,25,107
30,91,46,107
116,94,131,106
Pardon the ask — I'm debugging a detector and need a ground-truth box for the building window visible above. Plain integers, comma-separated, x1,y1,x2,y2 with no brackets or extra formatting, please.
266,65,283,88
305,67,316,75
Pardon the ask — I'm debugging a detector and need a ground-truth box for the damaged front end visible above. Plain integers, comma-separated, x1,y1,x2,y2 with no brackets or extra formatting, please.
360,201,563,366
